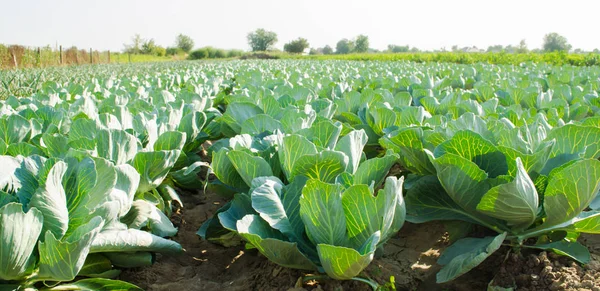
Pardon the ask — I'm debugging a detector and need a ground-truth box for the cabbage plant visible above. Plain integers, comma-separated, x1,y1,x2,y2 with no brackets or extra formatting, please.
202,175,405,287
0,155,182,290
404,129,600,283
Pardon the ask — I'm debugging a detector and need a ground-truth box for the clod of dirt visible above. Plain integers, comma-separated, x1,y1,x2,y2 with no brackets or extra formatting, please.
492,251,600,291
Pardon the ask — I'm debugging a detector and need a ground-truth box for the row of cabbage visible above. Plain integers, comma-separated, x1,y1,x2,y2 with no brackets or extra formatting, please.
200,60,600,286
2,60,600,289
0,66,225,290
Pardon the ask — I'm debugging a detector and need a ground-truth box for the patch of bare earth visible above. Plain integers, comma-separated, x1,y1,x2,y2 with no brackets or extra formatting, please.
490,234,600,291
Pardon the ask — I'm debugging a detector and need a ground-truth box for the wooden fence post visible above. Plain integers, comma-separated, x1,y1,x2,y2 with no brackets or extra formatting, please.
90,48,93,64
59,45,62,64
11,51,17,68
37,47,41,67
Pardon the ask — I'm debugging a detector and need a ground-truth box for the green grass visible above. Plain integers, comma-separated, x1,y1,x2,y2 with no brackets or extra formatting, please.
279,52,600,66
108,53,178,64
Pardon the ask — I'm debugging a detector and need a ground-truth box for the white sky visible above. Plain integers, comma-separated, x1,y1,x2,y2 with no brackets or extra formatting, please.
0,0,598,52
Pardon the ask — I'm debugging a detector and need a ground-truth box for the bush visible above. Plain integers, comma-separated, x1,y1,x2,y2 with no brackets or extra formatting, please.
227,50,244,58
188,48,209,60
283,38,309,54
153,46,166,57
188,47,245,60
203,47,216,58
239,52,279,60
166,47,183,56
214,49,227,58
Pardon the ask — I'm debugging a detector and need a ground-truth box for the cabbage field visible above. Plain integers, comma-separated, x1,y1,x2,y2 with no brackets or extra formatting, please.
2,60,600,290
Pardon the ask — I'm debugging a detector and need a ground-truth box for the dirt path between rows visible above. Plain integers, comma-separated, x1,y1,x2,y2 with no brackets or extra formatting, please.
121,190,600,291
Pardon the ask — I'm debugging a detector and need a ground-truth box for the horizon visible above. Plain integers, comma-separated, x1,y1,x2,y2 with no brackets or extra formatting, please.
1,0,598,52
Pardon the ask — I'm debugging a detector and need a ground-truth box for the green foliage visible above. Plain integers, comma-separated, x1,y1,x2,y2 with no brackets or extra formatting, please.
281,51,600,66
247,28,278,52
336,38,354,54
335,35,369,54
175,34,195,53
0,64,227,289
227,49,244,58
202,176,405,280
284,38,310,54
188,48,209,60
166,47,183,56
543,32,572,52
387,45,410,53
141,39,166,56
4,59,600,290
123,34,144,54
354,35,369,53
153,46,166,56
187,47,242,60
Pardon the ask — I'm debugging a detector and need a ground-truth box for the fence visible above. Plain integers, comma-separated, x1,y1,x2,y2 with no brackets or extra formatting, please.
0,44,149,69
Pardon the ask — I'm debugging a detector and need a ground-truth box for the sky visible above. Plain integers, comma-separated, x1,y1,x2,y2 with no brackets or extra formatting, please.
0,0,598,52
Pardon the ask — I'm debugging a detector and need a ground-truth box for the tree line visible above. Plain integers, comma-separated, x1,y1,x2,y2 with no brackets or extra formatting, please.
244,30,586,54
123,30,594,59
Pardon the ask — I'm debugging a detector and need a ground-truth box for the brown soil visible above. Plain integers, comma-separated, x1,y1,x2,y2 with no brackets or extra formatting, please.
491,235,600,291
120,190,600,291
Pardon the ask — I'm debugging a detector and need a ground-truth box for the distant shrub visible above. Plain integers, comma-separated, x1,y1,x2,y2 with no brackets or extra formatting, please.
214,49,227,58
153,46,167,57
284,38,309,54
166,47,183,56
188,49,209,60
227,50,244,58
203,47,216,58
188,47,245,60
240,53,279,60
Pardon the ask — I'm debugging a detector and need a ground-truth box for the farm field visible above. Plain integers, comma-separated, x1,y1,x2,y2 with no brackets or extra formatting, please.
283,52,600,67
1,59,600,291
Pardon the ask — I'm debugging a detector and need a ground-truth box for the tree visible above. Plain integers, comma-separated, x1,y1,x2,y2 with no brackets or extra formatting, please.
486,45,504,53
322,45,333,55
543,33,572,52
175,34,195,53
142,39,156,54
336,39,354,54
124,34,144,54
354,35,369,53
283,38,310,54
387,44,409,53
516,39,528,53
247,29,278,51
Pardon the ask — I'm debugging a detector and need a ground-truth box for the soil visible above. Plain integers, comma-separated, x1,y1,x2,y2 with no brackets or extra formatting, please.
490,235,600,291
120,189,600,291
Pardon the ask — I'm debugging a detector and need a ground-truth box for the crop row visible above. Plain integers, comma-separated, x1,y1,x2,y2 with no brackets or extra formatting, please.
1,60,600,290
